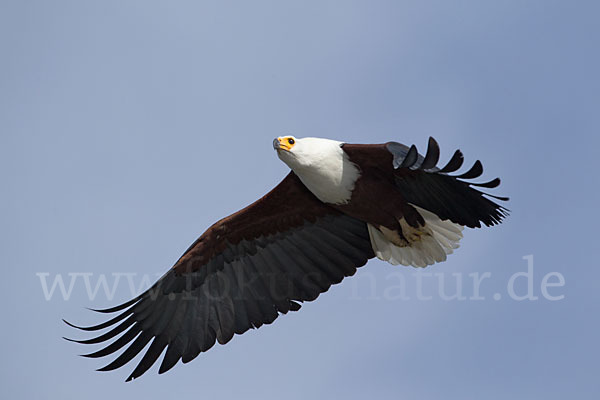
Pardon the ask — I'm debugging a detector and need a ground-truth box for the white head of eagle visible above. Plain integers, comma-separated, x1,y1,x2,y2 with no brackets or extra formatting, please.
273,135,361,205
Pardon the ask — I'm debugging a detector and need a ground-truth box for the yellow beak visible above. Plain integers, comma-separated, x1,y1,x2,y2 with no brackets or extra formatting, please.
275,137,293,151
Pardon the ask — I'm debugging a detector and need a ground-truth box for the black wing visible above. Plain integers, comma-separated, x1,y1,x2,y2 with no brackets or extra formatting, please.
65,173,374,381
386,137,509,228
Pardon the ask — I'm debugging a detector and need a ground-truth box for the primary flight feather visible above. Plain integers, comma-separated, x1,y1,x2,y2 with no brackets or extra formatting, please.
65,136,508,381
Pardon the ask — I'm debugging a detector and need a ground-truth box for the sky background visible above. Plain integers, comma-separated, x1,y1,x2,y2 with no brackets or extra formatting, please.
2,0,599,399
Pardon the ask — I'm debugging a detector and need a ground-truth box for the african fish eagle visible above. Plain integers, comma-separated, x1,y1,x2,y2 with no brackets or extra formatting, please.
66,136,508,381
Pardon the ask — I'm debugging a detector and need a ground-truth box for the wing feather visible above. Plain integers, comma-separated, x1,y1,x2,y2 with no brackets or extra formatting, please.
340,138,508,228
385,138,508,227
66,173,374,380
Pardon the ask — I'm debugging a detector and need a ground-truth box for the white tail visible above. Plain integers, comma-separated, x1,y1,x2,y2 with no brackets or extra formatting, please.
368,205,464,268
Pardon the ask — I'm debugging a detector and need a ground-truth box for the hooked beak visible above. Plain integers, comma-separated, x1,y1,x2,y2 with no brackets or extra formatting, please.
273,137,292,152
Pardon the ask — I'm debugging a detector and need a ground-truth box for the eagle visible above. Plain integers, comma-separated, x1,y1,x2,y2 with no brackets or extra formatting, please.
66,136,508,381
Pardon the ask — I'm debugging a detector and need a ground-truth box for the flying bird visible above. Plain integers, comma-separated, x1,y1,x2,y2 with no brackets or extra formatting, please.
66,136,508,381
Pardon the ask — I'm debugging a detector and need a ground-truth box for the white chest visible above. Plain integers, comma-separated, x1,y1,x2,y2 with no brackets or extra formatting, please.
292,152,360,205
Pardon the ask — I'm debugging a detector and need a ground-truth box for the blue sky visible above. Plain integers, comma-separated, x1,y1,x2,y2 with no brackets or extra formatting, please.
1,1,599,399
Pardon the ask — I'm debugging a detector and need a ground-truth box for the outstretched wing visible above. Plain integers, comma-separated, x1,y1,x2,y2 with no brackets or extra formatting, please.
342,137,508,228
65,172,375,381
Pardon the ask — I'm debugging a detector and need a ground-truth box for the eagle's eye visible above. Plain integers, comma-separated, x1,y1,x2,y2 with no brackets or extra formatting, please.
288,138,295,145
